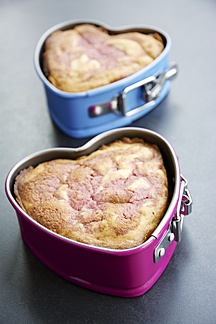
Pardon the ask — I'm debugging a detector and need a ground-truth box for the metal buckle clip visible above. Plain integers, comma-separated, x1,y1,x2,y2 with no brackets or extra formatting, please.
89,63,178,118
172,175,192,242
121,62,178,117
145,62,178,102
154,175,192,263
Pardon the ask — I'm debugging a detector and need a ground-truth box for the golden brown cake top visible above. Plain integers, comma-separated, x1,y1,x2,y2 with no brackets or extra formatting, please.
14,138,168,249
43,24,164,92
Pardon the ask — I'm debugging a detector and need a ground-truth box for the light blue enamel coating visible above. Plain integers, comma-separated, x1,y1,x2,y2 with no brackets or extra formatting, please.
34,20,172,138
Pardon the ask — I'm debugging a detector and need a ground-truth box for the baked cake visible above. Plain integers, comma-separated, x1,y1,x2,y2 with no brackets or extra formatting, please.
43,24,164,92
14,138,168,249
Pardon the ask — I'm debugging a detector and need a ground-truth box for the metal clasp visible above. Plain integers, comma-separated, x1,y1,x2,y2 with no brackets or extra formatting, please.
145,62,178,102
121,62,178,117
172,175,192,242
89,63,178,118
154,175,192,263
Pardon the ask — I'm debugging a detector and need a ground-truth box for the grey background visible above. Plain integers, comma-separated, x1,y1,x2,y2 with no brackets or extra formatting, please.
1,0,215,323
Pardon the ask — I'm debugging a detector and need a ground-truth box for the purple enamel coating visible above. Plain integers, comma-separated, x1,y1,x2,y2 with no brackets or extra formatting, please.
5,127,181,297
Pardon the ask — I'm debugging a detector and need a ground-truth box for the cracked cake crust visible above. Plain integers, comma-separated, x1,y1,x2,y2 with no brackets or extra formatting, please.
43,24,164,92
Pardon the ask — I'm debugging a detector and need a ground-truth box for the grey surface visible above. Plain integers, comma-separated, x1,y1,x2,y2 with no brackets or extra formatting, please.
0,0,216,323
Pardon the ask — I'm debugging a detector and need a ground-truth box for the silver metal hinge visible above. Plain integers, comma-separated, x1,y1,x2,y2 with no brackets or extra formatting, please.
154,224,176,263
89,62,178,118
154,175,192,263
